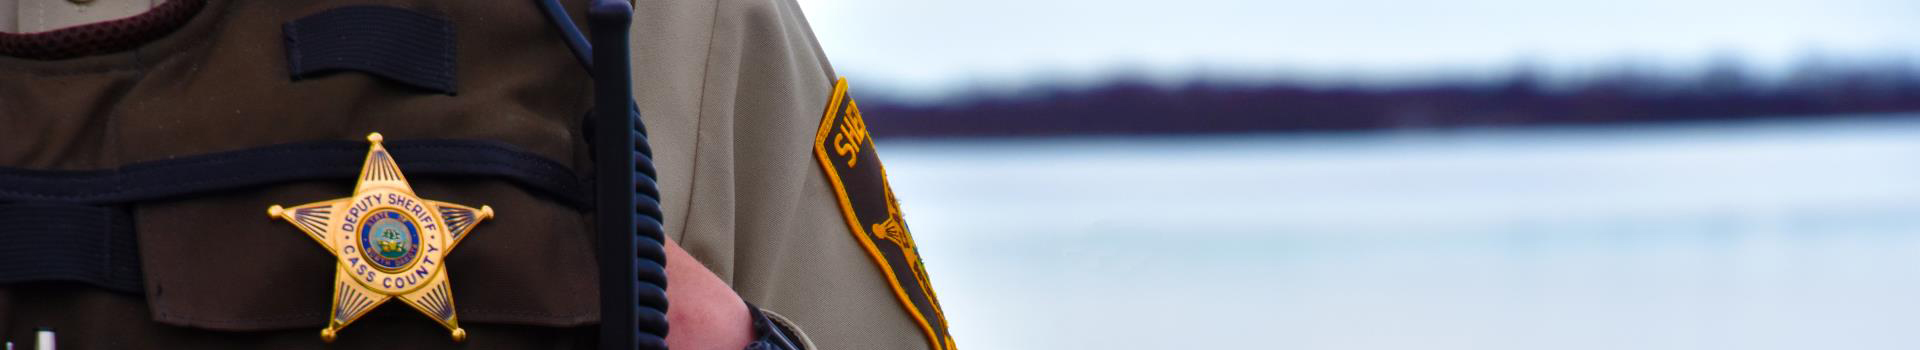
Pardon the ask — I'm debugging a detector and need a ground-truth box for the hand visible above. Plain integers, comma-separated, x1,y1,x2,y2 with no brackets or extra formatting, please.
662,236,754,350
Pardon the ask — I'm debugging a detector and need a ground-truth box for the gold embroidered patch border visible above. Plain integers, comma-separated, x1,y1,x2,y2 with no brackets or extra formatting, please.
813,77,954,350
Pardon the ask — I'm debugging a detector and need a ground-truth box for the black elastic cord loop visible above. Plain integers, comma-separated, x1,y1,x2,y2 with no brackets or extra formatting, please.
535,0,594,70
0,140,588,207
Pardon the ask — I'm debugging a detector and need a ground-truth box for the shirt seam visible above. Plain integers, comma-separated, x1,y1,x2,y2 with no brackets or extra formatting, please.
671,0,723,245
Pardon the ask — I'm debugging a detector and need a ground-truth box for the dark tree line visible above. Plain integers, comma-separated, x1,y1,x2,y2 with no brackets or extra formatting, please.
859,58,1920,137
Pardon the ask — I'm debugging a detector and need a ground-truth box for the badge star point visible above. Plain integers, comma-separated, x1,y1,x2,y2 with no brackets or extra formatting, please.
268,132,494,343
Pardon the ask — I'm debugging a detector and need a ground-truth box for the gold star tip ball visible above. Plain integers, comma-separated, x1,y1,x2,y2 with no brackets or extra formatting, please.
268,132,496,342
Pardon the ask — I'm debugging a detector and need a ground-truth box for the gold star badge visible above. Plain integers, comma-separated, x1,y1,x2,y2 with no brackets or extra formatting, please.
267,133,493,342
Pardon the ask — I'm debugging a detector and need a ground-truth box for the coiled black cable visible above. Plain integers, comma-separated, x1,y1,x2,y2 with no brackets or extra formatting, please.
545,0,673,349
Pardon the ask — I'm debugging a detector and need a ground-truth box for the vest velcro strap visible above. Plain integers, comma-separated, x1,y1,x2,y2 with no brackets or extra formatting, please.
284,5,458,94
0,203,141,293
0,140,587,207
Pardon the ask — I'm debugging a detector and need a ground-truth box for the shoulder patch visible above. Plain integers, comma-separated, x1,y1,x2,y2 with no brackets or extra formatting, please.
814,77,955,350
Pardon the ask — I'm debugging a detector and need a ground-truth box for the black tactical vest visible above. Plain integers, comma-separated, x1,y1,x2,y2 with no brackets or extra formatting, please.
1,0,616,346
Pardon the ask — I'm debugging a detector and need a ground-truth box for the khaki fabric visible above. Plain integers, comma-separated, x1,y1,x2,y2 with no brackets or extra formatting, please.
7,0,159,33
633,0,941,348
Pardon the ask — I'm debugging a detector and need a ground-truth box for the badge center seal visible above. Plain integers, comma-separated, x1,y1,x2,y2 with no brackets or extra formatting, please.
334,190,446,295
359,209,421,272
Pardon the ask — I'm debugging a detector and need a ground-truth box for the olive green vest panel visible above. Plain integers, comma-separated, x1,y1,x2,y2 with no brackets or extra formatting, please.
0,0,601,331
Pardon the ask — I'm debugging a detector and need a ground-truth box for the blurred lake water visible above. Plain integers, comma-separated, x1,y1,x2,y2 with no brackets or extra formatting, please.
879,113,1920,349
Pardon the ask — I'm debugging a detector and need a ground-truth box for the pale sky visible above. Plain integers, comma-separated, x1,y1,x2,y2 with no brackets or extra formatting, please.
798,0,1920,98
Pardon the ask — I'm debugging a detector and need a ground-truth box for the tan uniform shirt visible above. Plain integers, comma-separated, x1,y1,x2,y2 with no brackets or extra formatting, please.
634,1,949,348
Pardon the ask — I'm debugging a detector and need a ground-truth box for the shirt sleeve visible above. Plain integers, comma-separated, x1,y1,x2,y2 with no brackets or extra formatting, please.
629,0,948,348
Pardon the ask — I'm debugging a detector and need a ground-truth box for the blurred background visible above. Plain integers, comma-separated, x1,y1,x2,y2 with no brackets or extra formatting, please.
798,0,1920,348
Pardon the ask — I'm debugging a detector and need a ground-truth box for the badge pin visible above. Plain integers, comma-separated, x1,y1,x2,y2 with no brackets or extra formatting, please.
268,133,494,342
